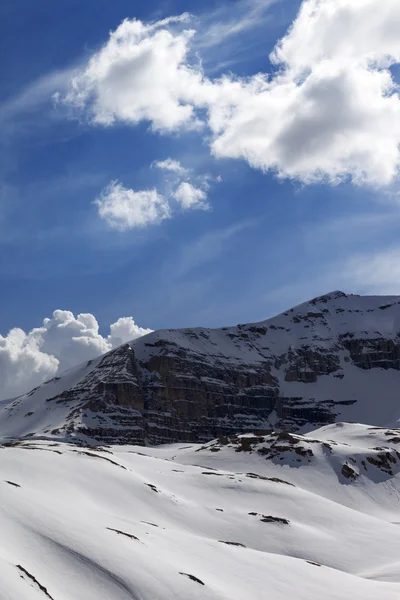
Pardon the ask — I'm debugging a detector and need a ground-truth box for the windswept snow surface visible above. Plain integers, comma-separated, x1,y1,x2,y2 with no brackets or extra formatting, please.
1,422,400,599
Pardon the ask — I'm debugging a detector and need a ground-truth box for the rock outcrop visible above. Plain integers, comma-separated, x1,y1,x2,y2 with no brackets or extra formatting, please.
195,423,400,482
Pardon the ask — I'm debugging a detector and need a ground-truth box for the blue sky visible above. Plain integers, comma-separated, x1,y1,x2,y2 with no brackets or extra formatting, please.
1,0,400,348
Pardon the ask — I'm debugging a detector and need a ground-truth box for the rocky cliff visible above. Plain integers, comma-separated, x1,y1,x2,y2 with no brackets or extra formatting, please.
1,291,400,444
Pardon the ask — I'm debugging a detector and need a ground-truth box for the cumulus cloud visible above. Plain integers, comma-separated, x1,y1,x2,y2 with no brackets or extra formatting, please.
271,0,400,72
62,14,204,132
0,329,59,401
209,65,400,186
95,181,170,229
173,181,209,210
210,0,400,186
96,159,213,229
61,0,400,187
107,316,152,348
154,157,211,210
0,310,152,401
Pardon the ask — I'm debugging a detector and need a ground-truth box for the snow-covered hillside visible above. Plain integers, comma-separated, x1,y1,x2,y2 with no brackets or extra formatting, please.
2,291,400,599
2,291,400,444
1,422,400,599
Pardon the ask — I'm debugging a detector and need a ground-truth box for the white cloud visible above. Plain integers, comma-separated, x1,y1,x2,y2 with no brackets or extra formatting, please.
0,69,73,124
271,0,400,72
62,15,204,132
173,181,209,210
154,157,213,211
61,1,400,188
107,316,152,348
210,0,400,186
196,0,277,51
153,158,189,176
0,328,59,401
95,181,170,229
96,158,215,229
0,310,152,401
209,65,400,186
172,220,255,280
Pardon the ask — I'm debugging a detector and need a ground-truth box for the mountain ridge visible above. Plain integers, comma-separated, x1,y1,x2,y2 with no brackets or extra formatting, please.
2,290,400,444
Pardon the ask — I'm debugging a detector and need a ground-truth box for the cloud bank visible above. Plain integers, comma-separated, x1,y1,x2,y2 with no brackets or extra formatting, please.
0,310,152,400
61,0,400,187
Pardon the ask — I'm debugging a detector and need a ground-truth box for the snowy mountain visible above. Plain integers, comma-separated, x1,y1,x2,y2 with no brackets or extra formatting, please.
2,293,400,599
1,422,400,599
2,290,400,444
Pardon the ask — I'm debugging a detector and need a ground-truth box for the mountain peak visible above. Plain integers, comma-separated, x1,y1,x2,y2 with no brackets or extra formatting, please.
2,291,400,445
309,290,349,303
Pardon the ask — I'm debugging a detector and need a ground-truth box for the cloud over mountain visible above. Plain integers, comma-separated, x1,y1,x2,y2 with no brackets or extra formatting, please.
0,310,152,400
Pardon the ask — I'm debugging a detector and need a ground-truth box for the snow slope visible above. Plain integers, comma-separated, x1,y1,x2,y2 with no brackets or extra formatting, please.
1,422,400,599
0,356,103,441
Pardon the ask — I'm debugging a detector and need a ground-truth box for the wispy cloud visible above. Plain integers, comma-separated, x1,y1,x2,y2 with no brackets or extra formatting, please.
0,68,74,130
0,172,107,252
194,0,279,50
342,248,400,295
171,220,256,281
265,245,400,317
152,158,189,176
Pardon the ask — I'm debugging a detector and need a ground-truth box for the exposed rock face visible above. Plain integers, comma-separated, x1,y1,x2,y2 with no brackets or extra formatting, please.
341,337,400,370
3,291,400,444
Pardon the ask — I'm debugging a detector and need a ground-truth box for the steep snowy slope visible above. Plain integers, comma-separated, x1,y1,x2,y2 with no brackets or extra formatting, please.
1,423,400,600
2,291,400,444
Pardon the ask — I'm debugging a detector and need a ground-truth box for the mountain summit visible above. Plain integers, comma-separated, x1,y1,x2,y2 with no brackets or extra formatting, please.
2,291,400,445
